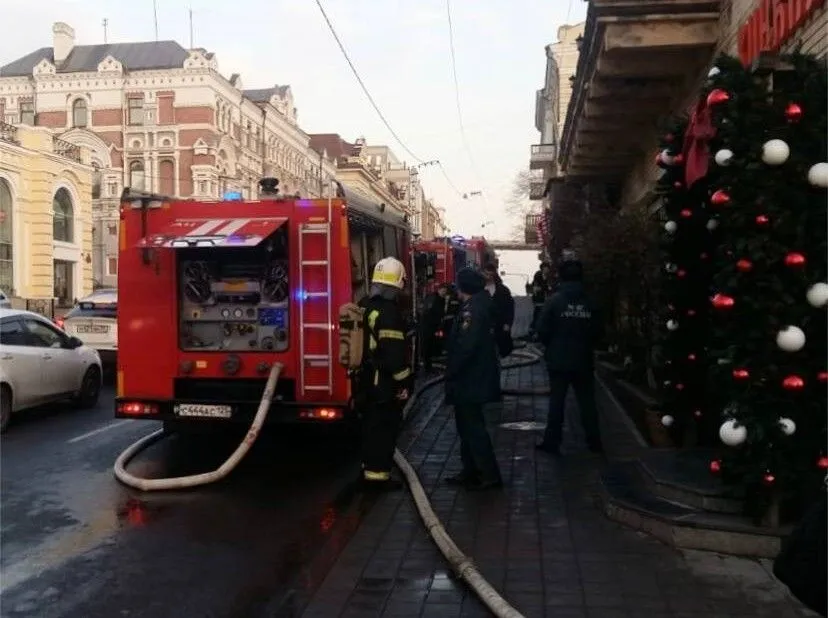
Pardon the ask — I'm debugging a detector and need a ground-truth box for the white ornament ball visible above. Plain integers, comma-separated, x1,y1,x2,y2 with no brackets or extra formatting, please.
661,415,675,427
806,282,828,307
666,319,679,331
660,150,675,166
706,218,719,231
778,417,796,436
719,419,748,447
714,149,734,166
807,162,828,188
664,220,678,234
776,325,806,352
708,66,721,79
665,262,678,273
761,139,790,166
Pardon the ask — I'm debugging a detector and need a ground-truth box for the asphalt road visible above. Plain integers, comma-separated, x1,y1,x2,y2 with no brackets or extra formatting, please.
0,382,413,618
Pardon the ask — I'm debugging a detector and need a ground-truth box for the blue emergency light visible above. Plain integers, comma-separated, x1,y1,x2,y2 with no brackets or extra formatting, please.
223,191,243,201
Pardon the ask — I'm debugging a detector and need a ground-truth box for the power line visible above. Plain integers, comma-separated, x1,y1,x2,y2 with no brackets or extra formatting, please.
314,0,467,201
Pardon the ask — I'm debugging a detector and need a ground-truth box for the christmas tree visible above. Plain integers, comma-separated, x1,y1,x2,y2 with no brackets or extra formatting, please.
655,119,718,446
703,54,828,520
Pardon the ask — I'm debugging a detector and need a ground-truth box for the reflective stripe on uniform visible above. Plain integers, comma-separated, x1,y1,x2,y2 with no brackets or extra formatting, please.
392,368,411,381
374,370,379,386
378,329,404,340
364,470,390,481
368,310,379,351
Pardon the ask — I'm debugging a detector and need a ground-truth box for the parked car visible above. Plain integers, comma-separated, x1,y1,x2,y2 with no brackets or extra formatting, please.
0,309,102,432
60,289,117,367
0,289,11,309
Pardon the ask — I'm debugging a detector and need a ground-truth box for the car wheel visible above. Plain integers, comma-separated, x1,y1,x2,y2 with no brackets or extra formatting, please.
0,385,12,433
76,367,102,409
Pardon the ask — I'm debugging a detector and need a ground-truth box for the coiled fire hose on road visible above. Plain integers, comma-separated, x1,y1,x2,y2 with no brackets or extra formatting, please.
113,363,283,491
113,344,546,617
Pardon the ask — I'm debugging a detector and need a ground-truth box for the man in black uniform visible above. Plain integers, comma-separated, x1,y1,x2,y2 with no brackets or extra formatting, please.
357,257,414,491
442,284,461,337
421,283,448,372
530,262,554,336
444,268,503,490
535,259,603,455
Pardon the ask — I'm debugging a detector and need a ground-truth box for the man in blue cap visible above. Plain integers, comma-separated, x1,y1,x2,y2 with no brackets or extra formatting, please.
443,267,503,490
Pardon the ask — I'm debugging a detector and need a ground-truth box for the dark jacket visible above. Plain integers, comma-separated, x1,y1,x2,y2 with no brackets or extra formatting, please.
358,295,413,402
488,280,515,329
531,270,554,305
536,281,602,372
444,291,501,406
422,291,445,329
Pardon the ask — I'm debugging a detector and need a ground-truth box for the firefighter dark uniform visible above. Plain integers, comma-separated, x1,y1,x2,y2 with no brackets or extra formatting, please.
421,284,448,372
442,285,461,337
356,257,413,491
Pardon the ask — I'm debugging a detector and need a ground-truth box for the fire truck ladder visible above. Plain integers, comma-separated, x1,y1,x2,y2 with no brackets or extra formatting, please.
297,203,334,397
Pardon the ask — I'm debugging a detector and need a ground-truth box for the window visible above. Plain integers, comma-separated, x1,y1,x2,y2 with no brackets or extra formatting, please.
0,178,12,293
129,161,145,190
108,181,118,197
107,224,117,236
107,257,118,275
23,318,64,348
19,101,34,125
0,319,27,346
91,163,101,199
52,188,74,243
128,98,143,125
72,99,88,128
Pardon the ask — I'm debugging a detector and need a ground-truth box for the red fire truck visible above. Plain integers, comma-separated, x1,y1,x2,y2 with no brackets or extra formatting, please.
412,235,498,296
115,179,414,432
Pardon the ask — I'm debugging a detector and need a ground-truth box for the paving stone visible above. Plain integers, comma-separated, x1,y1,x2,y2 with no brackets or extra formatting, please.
300,301,814,618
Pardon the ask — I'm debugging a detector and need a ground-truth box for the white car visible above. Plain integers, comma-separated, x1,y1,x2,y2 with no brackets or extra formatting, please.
60,289,117,367
0,309,102,432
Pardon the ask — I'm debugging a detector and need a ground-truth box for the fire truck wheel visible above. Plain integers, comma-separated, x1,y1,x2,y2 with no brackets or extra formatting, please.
75,367,102,409
0,385,11,433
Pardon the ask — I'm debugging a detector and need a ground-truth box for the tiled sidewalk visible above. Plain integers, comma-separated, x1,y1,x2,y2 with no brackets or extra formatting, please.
300,358,813,618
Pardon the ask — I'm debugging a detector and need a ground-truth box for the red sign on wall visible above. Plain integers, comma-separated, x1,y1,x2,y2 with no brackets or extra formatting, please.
738,0,825,66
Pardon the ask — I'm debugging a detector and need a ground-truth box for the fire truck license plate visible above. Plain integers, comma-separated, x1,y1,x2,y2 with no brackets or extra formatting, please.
175,404,233,418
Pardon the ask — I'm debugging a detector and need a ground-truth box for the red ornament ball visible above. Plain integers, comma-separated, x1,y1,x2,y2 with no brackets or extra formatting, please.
711,293,735,309
665,133,675,143
707,88,730,106
680,208,693,218
762,472,776,485
674,181,683,189
782,375,805,390
677,269,687,278
818,371,828,383
688,353,697,361
709,459,722,473
732,368,750,380
818,456,828,470
676,383,685,391
687,309,696,317
736,259,753,272
755,214,770,225
784,252,806,267
673,153,685,165
710,189,731,206
785,102,803,123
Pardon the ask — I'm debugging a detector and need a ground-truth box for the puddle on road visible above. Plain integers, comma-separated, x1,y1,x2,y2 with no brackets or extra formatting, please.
499,421,545,431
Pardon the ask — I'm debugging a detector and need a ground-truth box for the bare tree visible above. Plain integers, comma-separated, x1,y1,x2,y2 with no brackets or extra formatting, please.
506,170,540,240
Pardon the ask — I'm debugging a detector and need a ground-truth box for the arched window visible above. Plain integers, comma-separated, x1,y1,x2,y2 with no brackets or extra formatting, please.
129,161,145,190
0,178,13,292
72,99,88,128
52,188,74,243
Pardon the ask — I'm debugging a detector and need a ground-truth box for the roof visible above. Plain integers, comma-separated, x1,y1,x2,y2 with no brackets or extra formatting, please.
243,86,290,102
0,41,190,77
0,308,45,320
308,133,357,160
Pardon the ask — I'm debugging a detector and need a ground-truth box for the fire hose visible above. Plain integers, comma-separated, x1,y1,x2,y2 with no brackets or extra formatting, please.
113,363,283,491
113,345,547,617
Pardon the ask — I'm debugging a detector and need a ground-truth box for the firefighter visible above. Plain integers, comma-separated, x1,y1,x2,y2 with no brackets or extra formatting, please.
442,283,461,337
356,257,413,491
421,283,449,372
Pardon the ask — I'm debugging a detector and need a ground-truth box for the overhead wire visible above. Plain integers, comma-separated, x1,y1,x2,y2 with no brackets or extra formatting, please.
313,0,465,201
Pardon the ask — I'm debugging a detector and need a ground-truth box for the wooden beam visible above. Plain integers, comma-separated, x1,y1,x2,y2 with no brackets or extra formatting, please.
603,19,718,52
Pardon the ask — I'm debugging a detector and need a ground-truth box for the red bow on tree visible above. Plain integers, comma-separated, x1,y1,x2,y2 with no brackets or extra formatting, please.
682,96,717,188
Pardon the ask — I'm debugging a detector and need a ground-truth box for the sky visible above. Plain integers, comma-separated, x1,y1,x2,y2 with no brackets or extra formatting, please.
0,0,586,240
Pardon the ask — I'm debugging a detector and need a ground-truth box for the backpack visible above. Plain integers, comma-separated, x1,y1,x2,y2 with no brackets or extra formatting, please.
338,303,366,370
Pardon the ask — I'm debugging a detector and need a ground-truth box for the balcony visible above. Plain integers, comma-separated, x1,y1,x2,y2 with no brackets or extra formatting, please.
529,143,557,170
524,212,542,245
530,181,547,200
560,0,721,180
53,136,81,162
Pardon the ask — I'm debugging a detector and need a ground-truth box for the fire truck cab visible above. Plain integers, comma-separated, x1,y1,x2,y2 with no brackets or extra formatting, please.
115,179,414,431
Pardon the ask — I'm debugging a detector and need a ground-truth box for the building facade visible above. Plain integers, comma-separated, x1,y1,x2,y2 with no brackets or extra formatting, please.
0,122,93,304
0,22,338,287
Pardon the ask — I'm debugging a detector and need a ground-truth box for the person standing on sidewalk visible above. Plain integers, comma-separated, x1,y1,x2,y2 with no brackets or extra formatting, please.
530,262,554,337
420,283,448,373
483,263,515,358
356,257,414,491
444,267,503,490
535,259,604,455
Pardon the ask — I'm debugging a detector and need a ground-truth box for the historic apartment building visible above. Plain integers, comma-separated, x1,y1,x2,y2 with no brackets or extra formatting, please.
0,123,94,303
0,22,338,287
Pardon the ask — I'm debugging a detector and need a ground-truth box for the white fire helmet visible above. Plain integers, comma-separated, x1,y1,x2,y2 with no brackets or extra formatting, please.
371,257,407,289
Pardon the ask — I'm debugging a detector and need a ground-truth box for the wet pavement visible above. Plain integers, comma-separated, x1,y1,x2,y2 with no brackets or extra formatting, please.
0,378,442,618
300,359,816,618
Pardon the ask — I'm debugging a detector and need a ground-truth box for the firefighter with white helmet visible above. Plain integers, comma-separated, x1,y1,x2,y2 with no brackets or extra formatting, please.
355,256,413,491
